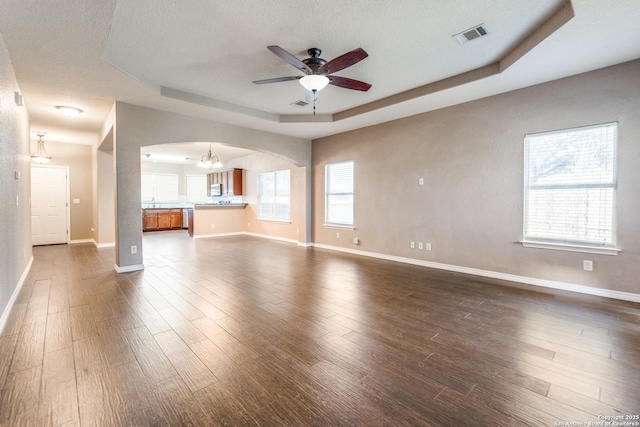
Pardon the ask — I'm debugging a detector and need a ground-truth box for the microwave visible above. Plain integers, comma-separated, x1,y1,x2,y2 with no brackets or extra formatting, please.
211,183,222,196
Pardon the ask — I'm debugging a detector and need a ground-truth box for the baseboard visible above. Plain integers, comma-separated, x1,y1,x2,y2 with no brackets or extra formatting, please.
114,263,144,273
70,239,94,245
93,240,115,248
312,243,640,303
0,256,34,335
193,232,244,239
244,232,298,245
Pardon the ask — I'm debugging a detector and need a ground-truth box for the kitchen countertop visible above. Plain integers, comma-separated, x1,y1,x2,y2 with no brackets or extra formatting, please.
193,203,247,209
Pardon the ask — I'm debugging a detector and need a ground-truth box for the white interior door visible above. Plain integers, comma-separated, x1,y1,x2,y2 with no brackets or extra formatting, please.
31,166,68,246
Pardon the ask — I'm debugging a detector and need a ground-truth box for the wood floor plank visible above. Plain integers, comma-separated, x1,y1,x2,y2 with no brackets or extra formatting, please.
0,334,18,392
72,336,108,377
39,347,79,426
156,306,207,345
44,311,72,353
69,304,97,341
154,330,218,392
47,276,70,315
0,304,27,337
0,366,42,425
9,322,45,374
123,327,177,384
77,361,154,426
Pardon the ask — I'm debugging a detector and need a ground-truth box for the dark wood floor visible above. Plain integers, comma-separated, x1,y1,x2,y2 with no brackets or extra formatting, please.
1,231,639,426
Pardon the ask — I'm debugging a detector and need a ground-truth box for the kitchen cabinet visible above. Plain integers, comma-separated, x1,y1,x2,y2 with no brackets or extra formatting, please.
143,210,159,230
142,209,184,231
170,209,183,229
206,168,243,196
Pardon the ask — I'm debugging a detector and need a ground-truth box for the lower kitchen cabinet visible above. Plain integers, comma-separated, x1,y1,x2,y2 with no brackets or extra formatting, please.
142,209,184,231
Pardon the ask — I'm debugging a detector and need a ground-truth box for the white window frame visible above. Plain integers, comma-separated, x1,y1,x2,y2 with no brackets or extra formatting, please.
141,173,179,203
257,169,291,222
324,160,354,228
522,122,620,255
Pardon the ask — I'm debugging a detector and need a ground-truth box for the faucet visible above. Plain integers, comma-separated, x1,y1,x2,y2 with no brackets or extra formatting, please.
151,197,156,208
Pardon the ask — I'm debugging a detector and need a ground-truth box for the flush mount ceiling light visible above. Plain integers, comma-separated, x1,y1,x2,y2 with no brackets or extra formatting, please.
197,144,223,169
55,106,83,117
31,133,52,163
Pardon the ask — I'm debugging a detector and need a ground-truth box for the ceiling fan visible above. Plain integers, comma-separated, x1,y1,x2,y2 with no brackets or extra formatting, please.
253,46,372,96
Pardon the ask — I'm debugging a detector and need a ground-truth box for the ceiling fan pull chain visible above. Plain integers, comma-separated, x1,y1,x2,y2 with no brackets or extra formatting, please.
313,89,317,115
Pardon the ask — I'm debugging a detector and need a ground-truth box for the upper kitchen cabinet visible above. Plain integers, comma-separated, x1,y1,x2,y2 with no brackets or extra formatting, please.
207,168,243,196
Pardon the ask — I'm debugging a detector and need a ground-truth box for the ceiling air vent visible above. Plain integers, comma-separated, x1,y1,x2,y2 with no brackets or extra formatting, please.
452,24,488,45
290,100,308,108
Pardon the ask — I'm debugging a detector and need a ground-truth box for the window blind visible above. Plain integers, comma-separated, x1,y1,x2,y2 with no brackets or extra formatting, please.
141,173,179,202
325,161,354,226
524,122,617,247
258,169,290,220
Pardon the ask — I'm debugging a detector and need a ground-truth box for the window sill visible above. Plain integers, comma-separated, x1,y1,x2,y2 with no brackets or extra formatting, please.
323,223,355,230
520,240,620,256
257,217,291,224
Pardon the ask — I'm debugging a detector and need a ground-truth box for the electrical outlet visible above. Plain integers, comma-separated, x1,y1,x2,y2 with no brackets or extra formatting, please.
410,241,415,249
426,243,432,251
353,237,360,245
336,232,340,238
583,260,593,271
211,224,215,229
419,178,424,186
131,245,137,254
418,242,424,250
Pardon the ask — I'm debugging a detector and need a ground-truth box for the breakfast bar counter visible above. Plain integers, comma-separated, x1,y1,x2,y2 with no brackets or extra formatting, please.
191,203,247,237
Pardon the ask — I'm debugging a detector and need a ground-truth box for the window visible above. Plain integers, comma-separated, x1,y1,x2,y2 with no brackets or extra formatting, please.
186,175,207,202
141,173,179,202
325,161,354,227
523,122,618,253
258,169,291,221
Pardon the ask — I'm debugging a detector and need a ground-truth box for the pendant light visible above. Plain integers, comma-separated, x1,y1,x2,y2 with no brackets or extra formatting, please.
31,133,52,163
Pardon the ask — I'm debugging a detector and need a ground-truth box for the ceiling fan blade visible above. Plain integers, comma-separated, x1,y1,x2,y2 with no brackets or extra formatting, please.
319,48,368,74
328,76,372,91
253,76,302,85
267,46,312,74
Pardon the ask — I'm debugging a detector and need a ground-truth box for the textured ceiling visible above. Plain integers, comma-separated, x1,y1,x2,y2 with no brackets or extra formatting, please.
1,0,640,154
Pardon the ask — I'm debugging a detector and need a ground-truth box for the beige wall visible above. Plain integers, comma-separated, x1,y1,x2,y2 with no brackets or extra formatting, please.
313,59,640,295
97,147,115,245
36,140,93,241
0,34,31,326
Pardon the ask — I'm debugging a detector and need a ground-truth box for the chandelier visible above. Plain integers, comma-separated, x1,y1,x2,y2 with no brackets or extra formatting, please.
197,144,223,169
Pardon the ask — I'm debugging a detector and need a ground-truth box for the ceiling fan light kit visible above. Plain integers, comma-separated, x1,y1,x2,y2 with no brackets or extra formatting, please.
299,74,330,92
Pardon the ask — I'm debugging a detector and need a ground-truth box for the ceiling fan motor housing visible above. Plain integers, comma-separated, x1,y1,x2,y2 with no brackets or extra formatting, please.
303,48,327,74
